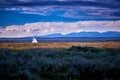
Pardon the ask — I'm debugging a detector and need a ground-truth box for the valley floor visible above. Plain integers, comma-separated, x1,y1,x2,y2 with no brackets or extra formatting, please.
0,41,120,50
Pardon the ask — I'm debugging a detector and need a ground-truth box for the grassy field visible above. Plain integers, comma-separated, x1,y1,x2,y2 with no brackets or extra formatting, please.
0,41,120,80
0,41,120,50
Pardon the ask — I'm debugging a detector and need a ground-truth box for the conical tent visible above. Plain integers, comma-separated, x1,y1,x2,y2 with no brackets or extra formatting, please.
32,37,38,43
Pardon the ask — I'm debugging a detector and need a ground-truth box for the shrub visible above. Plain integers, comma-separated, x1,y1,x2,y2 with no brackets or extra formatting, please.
0,47,120,80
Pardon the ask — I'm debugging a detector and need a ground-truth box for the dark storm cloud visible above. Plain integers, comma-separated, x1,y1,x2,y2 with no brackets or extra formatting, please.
0,0,120,9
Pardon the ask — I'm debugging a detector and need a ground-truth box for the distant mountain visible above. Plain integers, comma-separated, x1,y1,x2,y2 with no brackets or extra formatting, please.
42,33,64,37
41,31,120,37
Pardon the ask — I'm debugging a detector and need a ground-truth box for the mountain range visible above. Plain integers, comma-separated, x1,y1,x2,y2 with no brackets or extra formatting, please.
41,31,120,37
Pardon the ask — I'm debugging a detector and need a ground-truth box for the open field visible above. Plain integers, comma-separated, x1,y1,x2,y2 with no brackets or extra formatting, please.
0,41,120,50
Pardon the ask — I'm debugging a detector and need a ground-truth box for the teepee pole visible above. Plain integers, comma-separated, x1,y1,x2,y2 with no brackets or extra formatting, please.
31,31,38,43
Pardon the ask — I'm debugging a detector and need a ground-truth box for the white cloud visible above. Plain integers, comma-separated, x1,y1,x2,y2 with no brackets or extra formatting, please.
0,21,120,38
4,6,52,16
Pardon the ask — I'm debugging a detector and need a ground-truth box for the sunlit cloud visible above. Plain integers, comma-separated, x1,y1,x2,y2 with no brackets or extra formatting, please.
0,21,120,38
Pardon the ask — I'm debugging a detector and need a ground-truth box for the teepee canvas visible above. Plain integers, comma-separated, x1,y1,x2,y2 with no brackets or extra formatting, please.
32,37,38,43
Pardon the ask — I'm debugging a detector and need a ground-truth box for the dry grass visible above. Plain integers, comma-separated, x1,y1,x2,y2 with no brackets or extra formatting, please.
0,41,120,50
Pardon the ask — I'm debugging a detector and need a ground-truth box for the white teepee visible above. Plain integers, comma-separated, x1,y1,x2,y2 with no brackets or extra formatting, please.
32,37,38,43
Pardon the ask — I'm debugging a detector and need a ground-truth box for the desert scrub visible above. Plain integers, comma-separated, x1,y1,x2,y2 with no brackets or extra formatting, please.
68,46,104,53
0,46,120,80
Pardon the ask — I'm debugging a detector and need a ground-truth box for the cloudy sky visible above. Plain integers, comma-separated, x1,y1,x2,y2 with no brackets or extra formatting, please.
0,0,120,37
